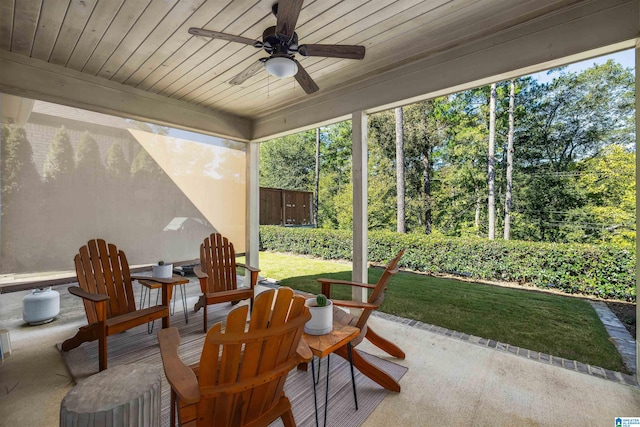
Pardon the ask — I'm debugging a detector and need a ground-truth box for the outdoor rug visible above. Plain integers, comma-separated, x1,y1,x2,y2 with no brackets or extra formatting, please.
58,303,407,427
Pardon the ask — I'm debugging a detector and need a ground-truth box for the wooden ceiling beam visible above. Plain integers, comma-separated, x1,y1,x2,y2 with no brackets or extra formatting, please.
0,50,252,142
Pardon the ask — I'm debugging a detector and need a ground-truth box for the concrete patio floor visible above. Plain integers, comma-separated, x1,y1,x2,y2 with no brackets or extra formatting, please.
1,279,639,426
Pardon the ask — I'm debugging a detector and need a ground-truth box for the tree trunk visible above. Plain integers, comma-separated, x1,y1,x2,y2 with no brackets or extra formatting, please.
395,107,406,233
488,83,497,240
423,148,432,234
314,127,320,227
504,80,515,240
475,187,481,232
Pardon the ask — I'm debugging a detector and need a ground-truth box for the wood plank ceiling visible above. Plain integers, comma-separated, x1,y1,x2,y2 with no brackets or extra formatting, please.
0,0,620,124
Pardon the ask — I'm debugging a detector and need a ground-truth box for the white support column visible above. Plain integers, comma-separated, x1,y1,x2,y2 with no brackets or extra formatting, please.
246,141,260,273
352,111,368,303
635,40,639,385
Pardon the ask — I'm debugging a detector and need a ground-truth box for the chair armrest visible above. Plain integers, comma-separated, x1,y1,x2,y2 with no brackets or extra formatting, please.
193,266,208,280
157,328,200,404
317,278,375,299
68,286,109,303
237,263,260,273
296,338,313,363
331,299,380,310
317,278,376,289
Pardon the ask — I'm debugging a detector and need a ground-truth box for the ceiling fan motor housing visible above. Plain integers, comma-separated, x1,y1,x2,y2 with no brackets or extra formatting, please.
262,26,298,57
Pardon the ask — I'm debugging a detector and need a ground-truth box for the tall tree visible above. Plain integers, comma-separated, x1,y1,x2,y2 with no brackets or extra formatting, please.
130,148,163,187
395,107,406,233
2,124,40,204
106,142,129,181
1,124,41,271
43,126,75,186
504,80,515,239
75,132,103,185
512,62,634,242
566,144,635,245
318,121,352,228
260,131,315,191
487,83,497,239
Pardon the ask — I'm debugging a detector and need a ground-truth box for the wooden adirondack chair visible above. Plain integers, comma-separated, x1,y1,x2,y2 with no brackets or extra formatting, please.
317,249,406,392
158,287,312,427
61,239,170,371
194,233,257,332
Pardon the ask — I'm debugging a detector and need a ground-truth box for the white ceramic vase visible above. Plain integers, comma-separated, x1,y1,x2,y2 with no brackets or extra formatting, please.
304,298,333,335
152,263,173,279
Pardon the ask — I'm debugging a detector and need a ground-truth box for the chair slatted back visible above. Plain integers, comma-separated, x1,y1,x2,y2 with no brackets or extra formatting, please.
354,249,405,331
200,233,238,293
196,288,309,427
74,239,136,322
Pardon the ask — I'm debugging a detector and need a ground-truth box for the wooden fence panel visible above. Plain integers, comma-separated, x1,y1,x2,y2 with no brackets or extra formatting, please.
260,188,283,225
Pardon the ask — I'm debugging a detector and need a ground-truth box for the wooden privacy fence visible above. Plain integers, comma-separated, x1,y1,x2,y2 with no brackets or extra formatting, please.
260,187,313,226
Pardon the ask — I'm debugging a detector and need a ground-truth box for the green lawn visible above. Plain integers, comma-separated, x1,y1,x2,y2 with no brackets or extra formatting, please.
254,251,626,373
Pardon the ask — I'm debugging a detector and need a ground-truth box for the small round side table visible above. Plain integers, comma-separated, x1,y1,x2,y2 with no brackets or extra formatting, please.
60,363,161,427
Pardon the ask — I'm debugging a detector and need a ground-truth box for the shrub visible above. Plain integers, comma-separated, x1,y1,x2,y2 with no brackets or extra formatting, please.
259,226,636,301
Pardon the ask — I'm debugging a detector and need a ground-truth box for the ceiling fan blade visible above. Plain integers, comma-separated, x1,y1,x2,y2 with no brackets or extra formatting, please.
229,60,265,85
188,27,259,47
293,60,319,94
275,0,304,39
298,44,365,59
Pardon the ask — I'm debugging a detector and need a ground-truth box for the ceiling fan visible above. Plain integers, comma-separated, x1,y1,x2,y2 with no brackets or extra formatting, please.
188,0,366,94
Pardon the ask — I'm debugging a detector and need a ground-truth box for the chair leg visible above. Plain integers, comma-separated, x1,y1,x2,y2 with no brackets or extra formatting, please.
61,325,99,351
366,326,406,359
203,300,208,333
98,332,107,371
281,407,296,427
170,389,176,427
335,345,401,392
194,295,205,313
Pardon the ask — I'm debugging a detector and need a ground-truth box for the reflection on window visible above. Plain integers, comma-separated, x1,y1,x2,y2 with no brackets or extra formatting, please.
0,94,246,283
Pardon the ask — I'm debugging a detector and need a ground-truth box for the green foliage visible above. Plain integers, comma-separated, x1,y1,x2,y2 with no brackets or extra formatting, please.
75,132,103,180
130,147,162,183
260,130,316,191
1,124,40,203
259,226,636,301
105,142,129,180
43,126,75,184
259,58,635,245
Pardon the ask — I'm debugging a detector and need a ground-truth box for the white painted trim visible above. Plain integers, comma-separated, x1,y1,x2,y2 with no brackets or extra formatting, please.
635,38,639,385
246,141,260,272
352,110,368,303
252,0,639,141
0,50,252,142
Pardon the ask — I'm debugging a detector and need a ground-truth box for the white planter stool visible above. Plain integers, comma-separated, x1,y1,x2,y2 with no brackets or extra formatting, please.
0,329,10,360
23,287,60,325
60,363,161,427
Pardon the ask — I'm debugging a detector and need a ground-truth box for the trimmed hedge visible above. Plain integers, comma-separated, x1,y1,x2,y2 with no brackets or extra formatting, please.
259,226,636,302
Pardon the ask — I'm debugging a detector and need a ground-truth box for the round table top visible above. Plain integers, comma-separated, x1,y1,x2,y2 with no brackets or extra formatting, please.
62,363,161,413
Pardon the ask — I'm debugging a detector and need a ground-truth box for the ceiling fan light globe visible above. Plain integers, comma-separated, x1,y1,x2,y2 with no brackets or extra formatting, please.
264,57,298,79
